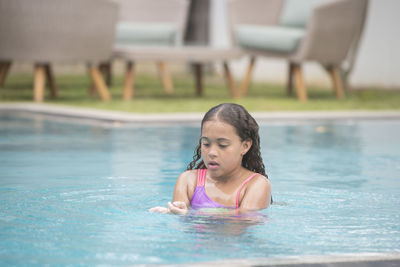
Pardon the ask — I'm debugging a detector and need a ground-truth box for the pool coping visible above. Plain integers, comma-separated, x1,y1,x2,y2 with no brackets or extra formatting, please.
164,252,400,267
1,103,400,126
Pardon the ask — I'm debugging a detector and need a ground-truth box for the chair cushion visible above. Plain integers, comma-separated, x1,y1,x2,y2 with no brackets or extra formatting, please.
115,22,177,46
279,0,331,28
235,24,305,53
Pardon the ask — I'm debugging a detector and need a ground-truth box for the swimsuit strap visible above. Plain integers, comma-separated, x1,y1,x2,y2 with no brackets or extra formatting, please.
197,169,258,209
235,173,258,209
197,169,207,187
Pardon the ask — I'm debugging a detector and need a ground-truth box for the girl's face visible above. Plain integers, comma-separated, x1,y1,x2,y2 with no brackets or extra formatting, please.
200,119,252,177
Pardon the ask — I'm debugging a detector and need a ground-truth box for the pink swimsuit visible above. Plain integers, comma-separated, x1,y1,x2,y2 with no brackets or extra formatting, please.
190,169,258,210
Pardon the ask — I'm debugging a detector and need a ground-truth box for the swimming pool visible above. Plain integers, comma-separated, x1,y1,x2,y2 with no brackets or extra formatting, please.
1,111,400,265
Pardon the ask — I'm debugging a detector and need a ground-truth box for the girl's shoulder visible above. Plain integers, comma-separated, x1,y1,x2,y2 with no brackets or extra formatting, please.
177,170,198,197
179,169,198,179
240,173,271,209
177,169,198,185
247,173,271,189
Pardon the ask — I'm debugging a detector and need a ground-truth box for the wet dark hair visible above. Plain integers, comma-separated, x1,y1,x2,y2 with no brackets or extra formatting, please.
186,103,267,178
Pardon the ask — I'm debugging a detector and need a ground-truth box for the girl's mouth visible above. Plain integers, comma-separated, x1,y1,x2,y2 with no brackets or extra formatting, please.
208,161,219,170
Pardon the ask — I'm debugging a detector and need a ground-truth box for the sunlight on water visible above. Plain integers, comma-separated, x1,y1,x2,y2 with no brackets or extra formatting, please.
0,114,400,265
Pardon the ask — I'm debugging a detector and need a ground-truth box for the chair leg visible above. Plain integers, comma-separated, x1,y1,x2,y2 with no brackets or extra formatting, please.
89,66,111,101
239,56,256,97
223,61,239,98
34,64,46,102
87,63,111,97
0,61,12,87
101,62,112,87
157,61,174,94
123,61,135,100
44,64,57,98
193,63,203,97
292,64,308,102
327,66,344,99
287,62,295,96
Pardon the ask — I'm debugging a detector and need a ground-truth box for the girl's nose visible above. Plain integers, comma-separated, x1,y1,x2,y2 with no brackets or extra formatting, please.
208,144,218,158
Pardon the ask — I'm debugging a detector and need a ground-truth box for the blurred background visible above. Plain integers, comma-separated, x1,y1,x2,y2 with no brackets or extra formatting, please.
1,0,399,109
6,0,399,90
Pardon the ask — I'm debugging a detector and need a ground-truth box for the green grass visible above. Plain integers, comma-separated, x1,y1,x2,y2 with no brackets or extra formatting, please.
1,72,400,113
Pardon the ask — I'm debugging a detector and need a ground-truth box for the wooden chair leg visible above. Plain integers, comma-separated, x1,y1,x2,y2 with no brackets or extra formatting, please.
292,64,308,102
193,63,203,96
89,66,111,101
223,61,239,98
88,63,110,97
327,66,344,99
123,61,135,100
34,64,46,102
239,56,256,97
44,64,57,98
157,61,174,94
101,62,112,87
287,62,295,96
0,61,12,87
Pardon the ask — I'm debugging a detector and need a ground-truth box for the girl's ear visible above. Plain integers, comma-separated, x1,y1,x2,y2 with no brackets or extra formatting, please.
241,139,252,156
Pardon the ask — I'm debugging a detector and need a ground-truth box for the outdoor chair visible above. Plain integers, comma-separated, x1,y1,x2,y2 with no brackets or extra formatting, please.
0,0,118,102
227,0,368,101
112,0,190,100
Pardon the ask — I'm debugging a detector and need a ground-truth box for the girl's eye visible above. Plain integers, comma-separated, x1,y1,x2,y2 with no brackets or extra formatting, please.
219,144,228,148
202,143,210,147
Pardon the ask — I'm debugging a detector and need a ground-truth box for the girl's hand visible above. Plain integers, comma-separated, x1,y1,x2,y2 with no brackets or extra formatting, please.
149,206,169,213
167,201,188,215
149,201,188,215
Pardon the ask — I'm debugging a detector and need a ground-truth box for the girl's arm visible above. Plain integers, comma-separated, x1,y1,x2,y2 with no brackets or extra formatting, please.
167,170,195,214
239,175,271,211
172,170,196,207
149,170,196,214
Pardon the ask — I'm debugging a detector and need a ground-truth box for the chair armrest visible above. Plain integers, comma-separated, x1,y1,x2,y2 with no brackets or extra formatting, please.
227,0,284,46
294,0,367,65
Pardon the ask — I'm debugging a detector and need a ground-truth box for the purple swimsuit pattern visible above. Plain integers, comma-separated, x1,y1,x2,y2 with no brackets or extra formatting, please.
190,169,258,210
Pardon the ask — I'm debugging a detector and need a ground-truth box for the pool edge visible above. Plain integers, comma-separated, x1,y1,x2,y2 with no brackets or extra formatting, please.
161,252,400,266
1,103,400,125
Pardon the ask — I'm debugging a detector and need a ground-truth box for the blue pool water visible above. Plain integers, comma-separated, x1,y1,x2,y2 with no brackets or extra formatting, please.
0,113,400,265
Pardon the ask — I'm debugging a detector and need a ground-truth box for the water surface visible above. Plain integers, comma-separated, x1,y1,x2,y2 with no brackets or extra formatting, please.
0,114,399,265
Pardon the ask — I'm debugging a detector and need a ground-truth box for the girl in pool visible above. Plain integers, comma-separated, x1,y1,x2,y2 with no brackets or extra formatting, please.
150,103,271,215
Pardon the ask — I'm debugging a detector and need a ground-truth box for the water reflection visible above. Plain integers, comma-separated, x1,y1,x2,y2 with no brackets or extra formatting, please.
182,210,268,236
261,122,364,190
172,209,294,261
0,114,115,180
